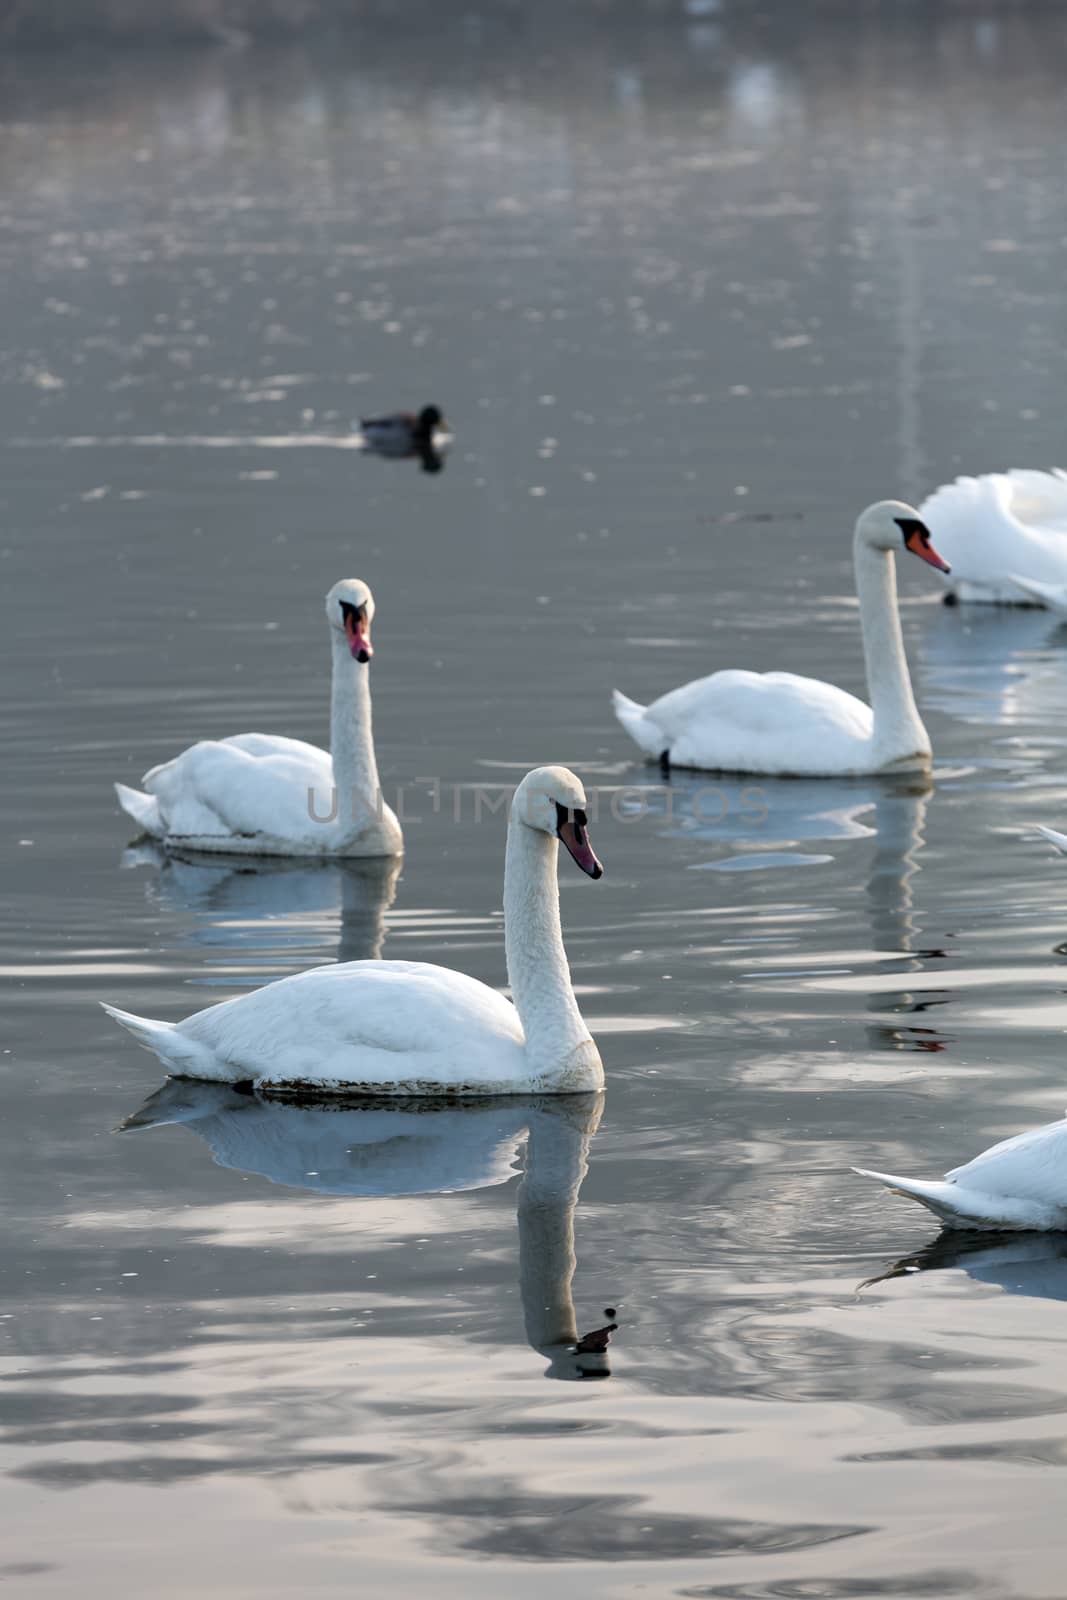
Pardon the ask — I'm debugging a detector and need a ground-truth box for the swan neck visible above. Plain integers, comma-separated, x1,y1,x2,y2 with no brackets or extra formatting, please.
503,820,593,1081
853,537,928,761
330,633,381,821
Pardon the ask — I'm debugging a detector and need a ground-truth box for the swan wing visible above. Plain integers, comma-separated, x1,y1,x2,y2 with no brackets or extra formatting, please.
623,670,874,776
176,959,528,1092
1036,824,1067,855
142,735,335,845
921,470,1067,598
944,1117,1067,1208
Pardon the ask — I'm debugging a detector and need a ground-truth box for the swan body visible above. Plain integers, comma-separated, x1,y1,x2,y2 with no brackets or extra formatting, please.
613,501,948,777
1036,824,1067,854
919,470,1067,604
103,765,604,1096
114,580,402,858
613,672,877,776
856,1115,1067,1231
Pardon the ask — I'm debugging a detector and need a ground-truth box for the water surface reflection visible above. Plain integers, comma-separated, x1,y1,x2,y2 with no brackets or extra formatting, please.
122,847,401,974
864,1230,1067,1303
123,1084,615,1378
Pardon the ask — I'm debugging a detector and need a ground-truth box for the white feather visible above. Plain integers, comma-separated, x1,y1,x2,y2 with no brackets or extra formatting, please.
114,580,401,858
103,766,603,1097
856,1116,1067,1230
920,469,1067,603
613,501,936,777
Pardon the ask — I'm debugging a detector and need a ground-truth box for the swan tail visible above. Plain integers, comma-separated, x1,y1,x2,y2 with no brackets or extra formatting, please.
853,1166,973,1225
1007,574,1067,613
1036,825,1067,855
114,782,163,836
101,1002,217,1077
612,689,663,758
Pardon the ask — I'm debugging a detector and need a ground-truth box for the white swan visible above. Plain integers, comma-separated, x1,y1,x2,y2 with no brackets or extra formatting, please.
919,469,1067,604
855,1114,1067,1230
102,766,604,1096
114,579,402,858
1036,825,1067,855
613,501,949,777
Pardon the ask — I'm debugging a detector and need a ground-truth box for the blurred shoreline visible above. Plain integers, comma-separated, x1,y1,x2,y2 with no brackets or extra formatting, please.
0,0,1060,50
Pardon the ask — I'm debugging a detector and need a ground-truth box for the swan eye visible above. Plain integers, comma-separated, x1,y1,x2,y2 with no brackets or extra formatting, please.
554,802,587,830
895,517,930,547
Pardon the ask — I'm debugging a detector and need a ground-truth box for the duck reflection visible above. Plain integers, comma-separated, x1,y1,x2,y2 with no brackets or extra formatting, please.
918,602,1067,727
121,1084,613,1379
122,846,401,966
862,1230,1067,1303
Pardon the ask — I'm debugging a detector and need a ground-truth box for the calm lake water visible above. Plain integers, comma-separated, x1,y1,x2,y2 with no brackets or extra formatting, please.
5,6,1067,1596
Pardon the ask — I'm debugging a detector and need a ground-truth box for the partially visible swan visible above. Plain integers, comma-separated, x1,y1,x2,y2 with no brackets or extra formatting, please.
114,580,402,858
103,766,604,1096
122,1084,614,1378
1036,825,1067,855
919,469,1067,604
613,501,948,777
855,1113,1067,1230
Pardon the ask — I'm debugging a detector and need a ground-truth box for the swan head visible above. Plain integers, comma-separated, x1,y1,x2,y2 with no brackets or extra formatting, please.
326,579,375,662
514,765,604,879
855,500,951,574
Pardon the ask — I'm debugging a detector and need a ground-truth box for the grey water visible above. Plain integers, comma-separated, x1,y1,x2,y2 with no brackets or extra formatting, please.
5,5,1067,1595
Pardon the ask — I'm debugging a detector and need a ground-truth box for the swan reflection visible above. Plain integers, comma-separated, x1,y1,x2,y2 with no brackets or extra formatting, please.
862,1230,1067,1303
615,767,929,850
919,603,1067,728
857,783,952,1048
122,846,401,967
626,767,949,1050
121,1084,613,1379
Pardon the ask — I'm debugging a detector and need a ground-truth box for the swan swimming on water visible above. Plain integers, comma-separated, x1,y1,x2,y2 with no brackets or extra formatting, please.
855,1112,1067,1231
103,765,604,1097
919,469,1067,604
114,579,403,859
613,501,948,777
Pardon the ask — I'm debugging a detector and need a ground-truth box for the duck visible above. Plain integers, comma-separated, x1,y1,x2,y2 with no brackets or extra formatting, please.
114,579,402,858
918,469,1067,604
855,1112,1067,1230
359,405,446,472
612,500,949,777
102,765,604,1096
